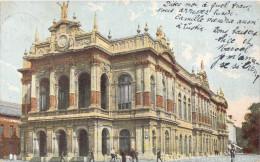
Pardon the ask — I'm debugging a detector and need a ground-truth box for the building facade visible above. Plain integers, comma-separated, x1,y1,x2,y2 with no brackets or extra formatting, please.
0,101,21,159
18,6,228,161
227,115,236,145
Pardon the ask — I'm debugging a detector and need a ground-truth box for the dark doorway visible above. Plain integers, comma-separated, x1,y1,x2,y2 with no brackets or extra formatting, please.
102,128,110,155
119,129,130,154
58,130,67,156
79,129,89,156
39,131,46,157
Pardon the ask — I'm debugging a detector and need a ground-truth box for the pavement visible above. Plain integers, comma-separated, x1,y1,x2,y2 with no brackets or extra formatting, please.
1,154,259,162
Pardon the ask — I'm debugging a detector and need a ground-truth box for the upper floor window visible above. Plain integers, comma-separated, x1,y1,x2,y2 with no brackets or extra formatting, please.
178,93,182,119
78,73,91,108
118,74,132,109
101,74,108,109
150,76,155,105
183,96,187,120
40,78,50,111
9,125,13,136
0,125,4,136
58,75,69,110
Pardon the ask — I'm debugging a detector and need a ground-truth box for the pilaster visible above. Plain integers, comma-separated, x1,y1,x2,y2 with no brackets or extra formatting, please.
30,74,36,112
69,66,76,109
49,69,55,110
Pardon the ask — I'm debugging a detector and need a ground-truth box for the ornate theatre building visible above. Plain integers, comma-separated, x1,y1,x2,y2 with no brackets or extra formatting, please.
18,4,228,161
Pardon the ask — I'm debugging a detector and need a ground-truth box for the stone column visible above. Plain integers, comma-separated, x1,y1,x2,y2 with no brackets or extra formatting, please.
143,126,150,155
135,66,142,107
172,129,175,157
27,130,33,156
135,126,142,154
34,134,39,156
19,129,25,158
46,129,53,156
90,59,101,108
143,65,151,107
69,66,76,109
156,70,163,109
66,127,73,157
53,136,58,156
49,69,56,110
176,130,179,156
167,77,173,112
30,74,36,112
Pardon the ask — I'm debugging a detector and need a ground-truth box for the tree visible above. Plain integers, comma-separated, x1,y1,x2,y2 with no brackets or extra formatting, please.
241,103,260,154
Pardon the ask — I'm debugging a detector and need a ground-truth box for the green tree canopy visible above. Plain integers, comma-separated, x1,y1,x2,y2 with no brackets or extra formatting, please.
241,103,260,154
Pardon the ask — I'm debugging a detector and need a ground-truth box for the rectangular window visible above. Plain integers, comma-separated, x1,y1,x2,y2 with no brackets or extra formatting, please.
0,125,4,135
9,143,12,155
9,126,13,136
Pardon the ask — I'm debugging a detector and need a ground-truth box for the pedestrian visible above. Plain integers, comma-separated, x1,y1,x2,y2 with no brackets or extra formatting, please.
111,148,116,162
135,149,138,162
230,145,235,159
121,151,126,162
89,148,95,162
130,148,135,162
157,149,162,162
60,150,65,162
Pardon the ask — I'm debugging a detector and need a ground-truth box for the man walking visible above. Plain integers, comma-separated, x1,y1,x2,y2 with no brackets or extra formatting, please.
157,149,163,162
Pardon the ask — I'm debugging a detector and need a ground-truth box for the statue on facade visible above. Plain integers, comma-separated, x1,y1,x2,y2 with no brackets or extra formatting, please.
57,1,69,20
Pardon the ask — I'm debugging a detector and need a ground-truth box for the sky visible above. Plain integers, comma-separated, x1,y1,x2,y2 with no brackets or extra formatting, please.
0,1,259,127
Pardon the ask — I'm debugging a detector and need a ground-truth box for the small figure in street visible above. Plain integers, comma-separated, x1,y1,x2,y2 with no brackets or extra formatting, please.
130,148,135,162
157,149,163,162
60,150,66,162
111,148,116,162
230,144,236,159
121,151,126,162
89,148,95,162
135,149,138,162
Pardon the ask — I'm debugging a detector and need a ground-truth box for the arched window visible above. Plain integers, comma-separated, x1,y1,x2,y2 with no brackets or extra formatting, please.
188,98,191,121
118,74,132,109
58,75,69,110
183,96,187,120
9,125,13,136
101,74,108,109
78,73,91,108
165,131,169,154
178,93,182,119
150,76,155,106
179,135,183,154
0,125,4,136
40,78,50,111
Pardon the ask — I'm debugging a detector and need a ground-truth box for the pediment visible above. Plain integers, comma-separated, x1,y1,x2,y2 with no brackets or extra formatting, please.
160,51,176,65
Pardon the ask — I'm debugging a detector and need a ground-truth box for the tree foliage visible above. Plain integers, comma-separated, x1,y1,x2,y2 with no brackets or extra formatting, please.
241,103,260,154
